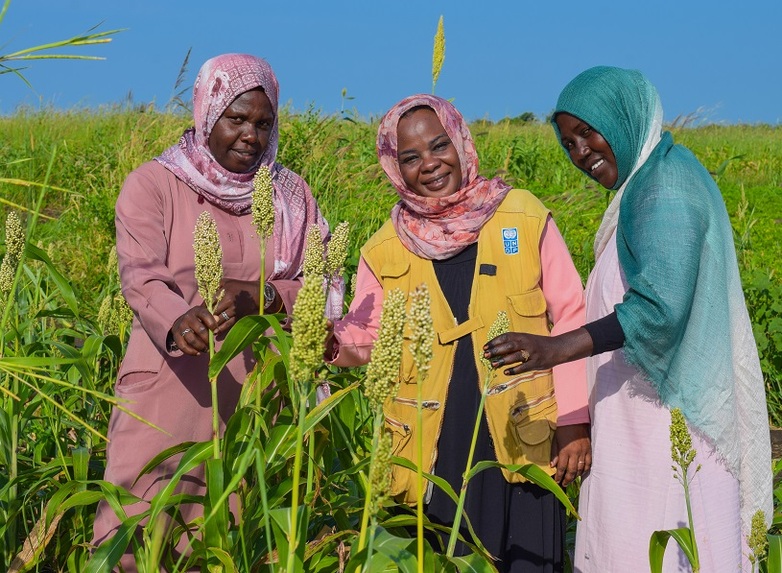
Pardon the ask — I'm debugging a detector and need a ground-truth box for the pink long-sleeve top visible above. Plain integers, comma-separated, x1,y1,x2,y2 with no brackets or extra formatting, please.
331,216,589,426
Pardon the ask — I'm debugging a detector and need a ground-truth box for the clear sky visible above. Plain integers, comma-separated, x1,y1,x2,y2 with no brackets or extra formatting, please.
2,0,780,124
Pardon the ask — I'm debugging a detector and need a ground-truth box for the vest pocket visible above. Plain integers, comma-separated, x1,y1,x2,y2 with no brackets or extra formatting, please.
510,397,557,469
384,399,441,502
507,287,549,334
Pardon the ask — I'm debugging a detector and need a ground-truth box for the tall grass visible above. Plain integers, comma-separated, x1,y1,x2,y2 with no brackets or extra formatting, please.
1,108,781,570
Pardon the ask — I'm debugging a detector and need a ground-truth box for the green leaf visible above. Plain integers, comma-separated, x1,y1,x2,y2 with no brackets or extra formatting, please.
469,460,578,517
768,533,782,573
649,527,698,572
25,242,80,316
84,513,146,573
209,314,287,378
448,552,498,572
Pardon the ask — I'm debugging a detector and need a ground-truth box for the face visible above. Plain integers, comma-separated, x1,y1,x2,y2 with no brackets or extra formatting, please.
208,88,274,173
555,112,618,189
396,108,462,198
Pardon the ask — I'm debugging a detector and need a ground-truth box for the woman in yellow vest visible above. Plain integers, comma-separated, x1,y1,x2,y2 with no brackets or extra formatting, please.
329,94,589,572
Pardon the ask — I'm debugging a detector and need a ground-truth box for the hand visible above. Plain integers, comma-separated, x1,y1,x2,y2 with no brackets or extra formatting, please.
483,328,593,376
171,305,218,356
550,423,592,487
324,319,336,359
212,279,261,335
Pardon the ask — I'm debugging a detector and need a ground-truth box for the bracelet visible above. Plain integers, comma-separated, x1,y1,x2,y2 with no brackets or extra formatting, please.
263,282,277,311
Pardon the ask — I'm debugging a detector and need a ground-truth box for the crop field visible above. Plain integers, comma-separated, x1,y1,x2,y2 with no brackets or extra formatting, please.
1,107,781,571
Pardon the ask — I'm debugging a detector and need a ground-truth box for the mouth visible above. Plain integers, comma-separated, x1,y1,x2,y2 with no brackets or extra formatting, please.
590,159,605,173
422,172,451,192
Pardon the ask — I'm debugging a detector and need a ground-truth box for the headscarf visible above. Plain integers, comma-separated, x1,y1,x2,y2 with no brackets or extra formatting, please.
552,66,663,258
553,65,772,532
376,94,511,260
156,54,334,288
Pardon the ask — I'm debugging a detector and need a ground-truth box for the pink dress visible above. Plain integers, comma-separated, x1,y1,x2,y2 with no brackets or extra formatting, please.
574,229,746,572
92,161,304,568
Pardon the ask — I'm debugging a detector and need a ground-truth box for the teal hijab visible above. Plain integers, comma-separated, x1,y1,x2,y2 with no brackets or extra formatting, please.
553,66,772,532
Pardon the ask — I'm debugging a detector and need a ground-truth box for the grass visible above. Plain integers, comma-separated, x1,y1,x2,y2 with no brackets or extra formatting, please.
1,106,781,570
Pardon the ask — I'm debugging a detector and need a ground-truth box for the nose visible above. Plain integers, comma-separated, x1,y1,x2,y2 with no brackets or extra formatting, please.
240,123,259,143
573,138,590,160
421,152,440,173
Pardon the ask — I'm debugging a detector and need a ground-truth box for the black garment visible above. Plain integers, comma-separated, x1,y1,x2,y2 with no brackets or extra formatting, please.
426,243,565,573
583,311,625,355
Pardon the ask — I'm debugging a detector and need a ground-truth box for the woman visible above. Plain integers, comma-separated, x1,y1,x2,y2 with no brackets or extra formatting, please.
329,94,589,572
91,53,334,570
484,66,773,571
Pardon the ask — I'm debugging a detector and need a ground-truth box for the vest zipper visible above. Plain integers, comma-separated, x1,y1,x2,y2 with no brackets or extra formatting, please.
393,397,442,410
486,369,553,396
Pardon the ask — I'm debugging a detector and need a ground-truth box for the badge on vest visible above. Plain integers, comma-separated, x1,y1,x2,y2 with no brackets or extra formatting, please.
502,227,519,255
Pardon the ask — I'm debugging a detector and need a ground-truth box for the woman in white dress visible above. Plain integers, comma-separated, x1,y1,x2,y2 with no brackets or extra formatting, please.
483,65,773,572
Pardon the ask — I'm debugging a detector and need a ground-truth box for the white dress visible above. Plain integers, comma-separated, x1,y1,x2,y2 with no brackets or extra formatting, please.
573,229,748,572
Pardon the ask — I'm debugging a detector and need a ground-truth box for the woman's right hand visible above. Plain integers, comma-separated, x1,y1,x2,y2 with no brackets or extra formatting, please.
170,306,219,356
483,328,594,375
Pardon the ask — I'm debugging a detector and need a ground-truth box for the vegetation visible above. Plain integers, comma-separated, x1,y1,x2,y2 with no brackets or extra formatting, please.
1,107,781,571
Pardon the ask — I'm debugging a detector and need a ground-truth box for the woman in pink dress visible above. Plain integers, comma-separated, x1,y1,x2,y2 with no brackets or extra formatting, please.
484,66,772,572
91,53,333,571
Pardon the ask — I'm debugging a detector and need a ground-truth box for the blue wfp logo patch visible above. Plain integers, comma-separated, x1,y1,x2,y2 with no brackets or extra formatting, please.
502,227,518,255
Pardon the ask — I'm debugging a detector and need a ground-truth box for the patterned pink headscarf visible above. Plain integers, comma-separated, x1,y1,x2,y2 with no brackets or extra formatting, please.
156,53,332,285
377,94,511,260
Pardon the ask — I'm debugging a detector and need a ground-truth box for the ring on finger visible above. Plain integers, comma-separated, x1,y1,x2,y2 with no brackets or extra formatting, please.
221,311,230,322
520,349,530,362
181,328,193,337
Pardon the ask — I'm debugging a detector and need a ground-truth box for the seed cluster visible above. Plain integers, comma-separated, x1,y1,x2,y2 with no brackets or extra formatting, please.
480,310,509,372
193,211,224,312
431,16,446,91
290,273,327,384
0,212,25,297
669,407,700,482
364,289,406,411
409,284,434,380
369,430,393,514
747,509,768,565
325,221,349,278
251,165,275,240
302,224,325,278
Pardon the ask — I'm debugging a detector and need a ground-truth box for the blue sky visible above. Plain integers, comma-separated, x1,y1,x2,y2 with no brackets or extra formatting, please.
2,0,780,124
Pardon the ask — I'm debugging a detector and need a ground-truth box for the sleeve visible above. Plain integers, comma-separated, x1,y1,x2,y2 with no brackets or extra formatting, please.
539,215,590,426
583,311,625,355
115,166,191,354
328,256,383,367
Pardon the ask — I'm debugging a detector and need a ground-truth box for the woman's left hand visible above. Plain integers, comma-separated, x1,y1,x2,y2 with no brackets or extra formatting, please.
550,423,592,487
212,279,261,335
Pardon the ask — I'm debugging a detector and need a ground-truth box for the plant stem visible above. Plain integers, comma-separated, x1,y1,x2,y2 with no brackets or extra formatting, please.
416,375,424,573
682,468,700,572
209,329,219,459
286,387,309,569
446,374,491,556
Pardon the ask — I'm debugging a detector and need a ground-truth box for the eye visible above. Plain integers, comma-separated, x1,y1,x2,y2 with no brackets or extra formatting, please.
434,141,449,151
581,127,592,137
400,154,418,165
562,140,573,150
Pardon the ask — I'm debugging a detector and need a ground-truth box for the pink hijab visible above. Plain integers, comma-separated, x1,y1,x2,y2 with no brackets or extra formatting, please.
156,53,331,283
377,94,511,260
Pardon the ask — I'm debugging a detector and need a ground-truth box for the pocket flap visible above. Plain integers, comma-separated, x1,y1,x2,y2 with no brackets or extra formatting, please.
380,261,410,278
508,288,547,317
515,419,553,446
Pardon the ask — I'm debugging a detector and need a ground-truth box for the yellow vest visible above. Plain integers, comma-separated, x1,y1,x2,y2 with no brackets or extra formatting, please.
361,189,558,503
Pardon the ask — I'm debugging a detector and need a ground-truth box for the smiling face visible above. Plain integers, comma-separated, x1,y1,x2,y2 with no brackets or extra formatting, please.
396,107,462,198
555,112,618,189
208,88,274,173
